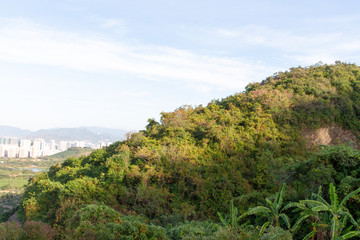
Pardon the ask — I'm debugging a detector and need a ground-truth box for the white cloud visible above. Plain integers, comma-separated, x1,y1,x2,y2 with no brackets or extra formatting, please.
309,16,359,25
285,55,336,66
88,16,128,33
0,19,274,91
215,25,341,51
213,24,360,65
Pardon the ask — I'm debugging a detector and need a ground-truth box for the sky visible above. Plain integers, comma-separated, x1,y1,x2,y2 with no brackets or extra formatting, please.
1,0,360,131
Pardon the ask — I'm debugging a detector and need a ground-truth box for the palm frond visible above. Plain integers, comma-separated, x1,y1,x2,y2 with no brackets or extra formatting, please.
246,206,272,216
329,183,339,212
302,230,316,240
301,200,329,211
279,213,291,229
339,188,360,209
339,231,360,240
259,221,271,235
291,214,311,233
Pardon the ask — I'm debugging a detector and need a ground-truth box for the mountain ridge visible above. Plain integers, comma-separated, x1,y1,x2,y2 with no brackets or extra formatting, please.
0,126,127,142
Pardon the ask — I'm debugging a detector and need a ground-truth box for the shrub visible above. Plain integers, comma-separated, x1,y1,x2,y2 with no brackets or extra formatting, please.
98,215,167,240
167,220,220,240
260,226,292,240
212,225,260,240
0,221,22,240
19,221,56,240
65,204,167,239
66,203,121,238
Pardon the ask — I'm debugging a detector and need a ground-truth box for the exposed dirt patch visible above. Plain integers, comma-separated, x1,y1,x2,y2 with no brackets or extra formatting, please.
303,125,359,149
0,190,17,194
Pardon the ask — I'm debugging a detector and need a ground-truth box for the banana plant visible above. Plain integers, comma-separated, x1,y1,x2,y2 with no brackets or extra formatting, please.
218,199,242,231
285,187,331,240
300,183,360,240
241,183,291,234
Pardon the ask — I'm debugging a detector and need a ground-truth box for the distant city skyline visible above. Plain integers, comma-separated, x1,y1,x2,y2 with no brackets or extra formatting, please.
1,1,360,130
0,136,111,158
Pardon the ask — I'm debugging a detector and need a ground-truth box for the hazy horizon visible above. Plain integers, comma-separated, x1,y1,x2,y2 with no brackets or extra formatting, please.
1,1,360,130
0,125,130,132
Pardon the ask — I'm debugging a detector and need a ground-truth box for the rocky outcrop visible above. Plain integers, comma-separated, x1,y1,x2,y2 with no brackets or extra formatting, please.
303,125,359,149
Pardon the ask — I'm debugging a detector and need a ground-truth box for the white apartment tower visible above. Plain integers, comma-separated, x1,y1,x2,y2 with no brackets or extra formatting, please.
19,139,31,158
0,145,5,157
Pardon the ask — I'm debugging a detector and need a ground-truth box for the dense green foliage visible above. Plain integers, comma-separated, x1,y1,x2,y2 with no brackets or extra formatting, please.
5,62,360,239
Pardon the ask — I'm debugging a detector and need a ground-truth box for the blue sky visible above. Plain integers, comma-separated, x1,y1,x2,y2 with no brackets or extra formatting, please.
1,0,360,131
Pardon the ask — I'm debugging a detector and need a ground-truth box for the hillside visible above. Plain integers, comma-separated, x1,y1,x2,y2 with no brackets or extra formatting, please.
6,62,360,239
40,147,94,161
0,126,32,138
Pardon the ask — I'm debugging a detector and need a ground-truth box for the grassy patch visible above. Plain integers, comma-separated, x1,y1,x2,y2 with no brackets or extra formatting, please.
0,178,28,189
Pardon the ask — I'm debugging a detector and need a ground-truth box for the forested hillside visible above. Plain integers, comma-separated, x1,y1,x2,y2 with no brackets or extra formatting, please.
2,62,360,239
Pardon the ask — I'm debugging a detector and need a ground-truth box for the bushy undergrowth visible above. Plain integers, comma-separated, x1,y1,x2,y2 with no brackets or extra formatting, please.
167,220,220,240
65,204,167,240
0,221,56,240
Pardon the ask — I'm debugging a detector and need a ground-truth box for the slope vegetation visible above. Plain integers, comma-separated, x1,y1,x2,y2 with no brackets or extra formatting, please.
10,62,360,239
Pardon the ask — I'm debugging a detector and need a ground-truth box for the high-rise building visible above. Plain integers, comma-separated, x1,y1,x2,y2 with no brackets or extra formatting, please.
59,141,68,151
19,148,30,158
19,139,31,158
49,140,56,151
30,146,39,158
29,138,45,158
20,139,31,148
33,139,45,150
0,137,95,158
7,145,18,158
0,145,5,157
7,137,18,145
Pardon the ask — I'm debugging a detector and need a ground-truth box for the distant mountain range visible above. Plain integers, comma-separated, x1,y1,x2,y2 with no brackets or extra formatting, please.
0,126,128,142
